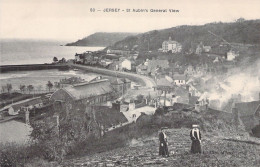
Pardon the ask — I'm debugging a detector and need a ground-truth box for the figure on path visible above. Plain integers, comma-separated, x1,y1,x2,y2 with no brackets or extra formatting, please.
190,124,202,154
159,127,169,157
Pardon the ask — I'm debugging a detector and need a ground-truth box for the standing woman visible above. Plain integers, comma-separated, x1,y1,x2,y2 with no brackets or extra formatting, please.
190,125,202,154
159,127,169,157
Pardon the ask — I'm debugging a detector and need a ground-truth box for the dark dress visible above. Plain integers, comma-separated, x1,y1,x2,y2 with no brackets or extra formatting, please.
159,132,169,156
190,129,202,153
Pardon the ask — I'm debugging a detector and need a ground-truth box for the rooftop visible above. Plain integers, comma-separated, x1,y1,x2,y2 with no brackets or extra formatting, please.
235,100,260,117
62,79,113,100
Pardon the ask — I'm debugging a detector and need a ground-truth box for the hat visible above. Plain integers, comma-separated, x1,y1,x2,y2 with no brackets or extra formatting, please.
192,124,199,128
161,127,168,130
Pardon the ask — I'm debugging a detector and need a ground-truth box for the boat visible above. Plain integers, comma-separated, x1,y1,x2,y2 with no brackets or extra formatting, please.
73,68,79,71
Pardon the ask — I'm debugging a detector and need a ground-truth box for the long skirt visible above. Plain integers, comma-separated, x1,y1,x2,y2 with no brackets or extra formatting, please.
191,140,202,153
159,142,169,156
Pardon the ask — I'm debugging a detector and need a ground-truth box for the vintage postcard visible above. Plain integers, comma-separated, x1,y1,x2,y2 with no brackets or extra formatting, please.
0,0,259,166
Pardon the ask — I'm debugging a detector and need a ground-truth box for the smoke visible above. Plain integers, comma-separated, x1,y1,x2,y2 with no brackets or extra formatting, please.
200,58,260,110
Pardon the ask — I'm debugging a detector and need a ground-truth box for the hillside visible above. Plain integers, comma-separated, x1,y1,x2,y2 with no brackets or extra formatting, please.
112,19,260,52
66,32,138,47
63,128,260,166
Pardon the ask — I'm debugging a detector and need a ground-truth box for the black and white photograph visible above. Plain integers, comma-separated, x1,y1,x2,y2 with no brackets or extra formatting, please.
0,0,260,166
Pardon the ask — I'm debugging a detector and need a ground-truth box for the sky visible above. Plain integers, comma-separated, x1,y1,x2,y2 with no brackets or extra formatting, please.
0,0,260,41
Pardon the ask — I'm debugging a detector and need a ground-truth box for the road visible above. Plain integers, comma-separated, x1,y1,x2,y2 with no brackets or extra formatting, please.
70,64,156,88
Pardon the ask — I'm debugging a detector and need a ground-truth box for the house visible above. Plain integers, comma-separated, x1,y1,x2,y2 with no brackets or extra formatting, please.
121,59,132,71
173,74,186,86
155,77,173,91
233,99,260,131
0,97,43,116
184,65,196,76
108,61,120,71
75,53,84,63
172,87,190,104
50,79,115,105
136,64,148,75
122,106,156,122
203,46,211,52
85,105,128,138
103,54,121,61
227,50,239,61
110,78,131,97
100,59,113,67
106,49,131,55
147,59,169,76
162,37,182,53
188,84,203,97
84,54,94,64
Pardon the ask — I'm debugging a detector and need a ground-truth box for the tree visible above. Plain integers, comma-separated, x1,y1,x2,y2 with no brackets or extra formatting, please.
27,85,34,94
19,85,26,93
53,57,58,63
1,85,6,93
30,101,90,162
6,83,12,94
47,81,54,92
61,58,66,63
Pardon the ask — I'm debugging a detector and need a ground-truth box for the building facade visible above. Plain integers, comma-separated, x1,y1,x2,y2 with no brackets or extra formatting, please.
162,37,182,53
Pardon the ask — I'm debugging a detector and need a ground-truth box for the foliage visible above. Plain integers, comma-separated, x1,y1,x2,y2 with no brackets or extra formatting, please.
27,85,34,94
136,94,144,103
29,102,90,162
53,57,58,62
6,83,12,93
113,19,260,51
46,81,54,92
19,84,26,93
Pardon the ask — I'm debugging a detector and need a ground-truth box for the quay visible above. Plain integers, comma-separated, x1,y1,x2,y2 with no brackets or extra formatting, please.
0,64,69,73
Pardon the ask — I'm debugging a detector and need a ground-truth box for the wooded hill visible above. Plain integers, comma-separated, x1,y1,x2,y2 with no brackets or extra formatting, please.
111,19,260,52
66,32,138,47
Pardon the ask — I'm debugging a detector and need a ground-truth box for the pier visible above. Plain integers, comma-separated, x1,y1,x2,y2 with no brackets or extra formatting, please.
0,64,69,73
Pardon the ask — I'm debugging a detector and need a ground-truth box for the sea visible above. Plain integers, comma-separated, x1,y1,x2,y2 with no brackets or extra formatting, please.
0,39,104,65
0,39,104,144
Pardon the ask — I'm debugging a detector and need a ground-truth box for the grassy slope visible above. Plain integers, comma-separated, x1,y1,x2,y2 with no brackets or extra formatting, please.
62,128,260,167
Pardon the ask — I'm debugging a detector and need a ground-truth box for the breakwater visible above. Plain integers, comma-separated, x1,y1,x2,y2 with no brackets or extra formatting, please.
0,64,69,73
71,64,156,87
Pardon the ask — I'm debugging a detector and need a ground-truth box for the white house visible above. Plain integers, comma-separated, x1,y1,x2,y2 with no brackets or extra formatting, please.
162,37,182,53
227,50,239,61
173,74,186,86
121,59,132,70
